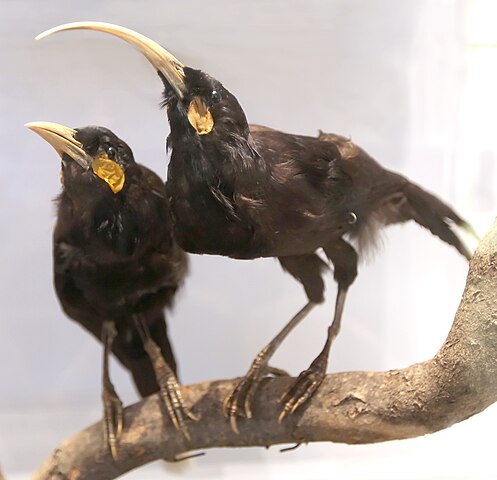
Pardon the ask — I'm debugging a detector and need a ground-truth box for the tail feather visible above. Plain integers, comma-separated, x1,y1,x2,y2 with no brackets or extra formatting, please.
315,129,474,260
402,182,472,260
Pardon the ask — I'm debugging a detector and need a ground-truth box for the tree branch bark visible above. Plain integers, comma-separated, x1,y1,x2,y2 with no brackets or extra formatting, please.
32,219,497,480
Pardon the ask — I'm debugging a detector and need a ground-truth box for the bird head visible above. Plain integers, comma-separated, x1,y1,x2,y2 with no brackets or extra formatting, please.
36,23,251,147
26,122,134,195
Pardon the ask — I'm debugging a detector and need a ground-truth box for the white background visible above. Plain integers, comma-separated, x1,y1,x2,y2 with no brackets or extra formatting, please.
1,0,496,478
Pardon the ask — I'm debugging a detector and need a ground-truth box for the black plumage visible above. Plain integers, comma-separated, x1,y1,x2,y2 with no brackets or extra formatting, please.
162,72,473,428
27,122,194,457
37,23,474,432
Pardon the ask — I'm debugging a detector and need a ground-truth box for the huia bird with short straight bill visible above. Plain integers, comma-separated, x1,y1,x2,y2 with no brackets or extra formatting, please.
26,122,196,458
36,23,475,434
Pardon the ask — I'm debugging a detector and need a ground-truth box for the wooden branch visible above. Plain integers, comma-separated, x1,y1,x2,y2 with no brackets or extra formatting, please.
32,220,497,480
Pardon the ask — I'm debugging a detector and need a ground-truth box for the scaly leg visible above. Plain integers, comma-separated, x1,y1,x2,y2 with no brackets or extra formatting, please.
224,301,317,433
279,238,358,422
101,320,123,460
224,253,329,433
278,289,347,421
134,314,198,439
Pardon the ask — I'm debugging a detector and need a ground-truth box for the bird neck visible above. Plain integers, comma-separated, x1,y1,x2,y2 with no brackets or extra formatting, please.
58,187,141,258
167,123,262,187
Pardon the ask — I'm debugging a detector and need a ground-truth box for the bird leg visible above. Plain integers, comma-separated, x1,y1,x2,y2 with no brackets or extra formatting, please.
101,320,123,460
279,239,358,422
278,289,347,422
133,314,198,440
223,301,317,433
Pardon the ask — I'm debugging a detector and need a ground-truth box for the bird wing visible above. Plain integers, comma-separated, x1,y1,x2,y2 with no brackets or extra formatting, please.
317,130,473,259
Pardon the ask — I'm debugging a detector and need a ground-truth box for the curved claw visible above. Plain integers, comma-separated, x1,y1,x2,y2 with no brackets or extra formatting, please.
136,318,199,440
229,411,240,435
278,368,325,423
267,365,290,377
157,368,199,440
102,382,124,460
223,360,275,433
243,376,265,418
223,380,249,434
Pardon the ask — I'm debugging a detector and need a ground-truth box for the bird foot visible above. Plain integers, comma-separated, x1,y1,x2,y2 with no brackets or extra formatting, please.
278,364,326,423
136,318,199,441
223,353,286,433
102,380,124,460
157,371,199,441
267,365,290,377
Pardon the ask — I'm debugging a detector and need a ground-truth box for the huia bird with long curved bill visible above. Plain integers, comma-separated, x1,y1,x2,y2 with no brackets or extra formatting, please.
26,121,196,458
36,23,476,433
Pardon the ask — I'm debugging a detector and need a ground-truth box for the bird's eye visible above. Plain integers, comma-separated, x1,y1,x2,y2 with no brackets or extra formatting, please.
106,146,116,159
211,90,220,102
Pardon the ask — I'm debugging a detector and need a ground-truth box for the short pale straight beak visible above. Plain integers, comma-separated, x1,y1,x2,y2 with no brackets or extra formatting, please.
36,21,187,99
25,121,93,170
